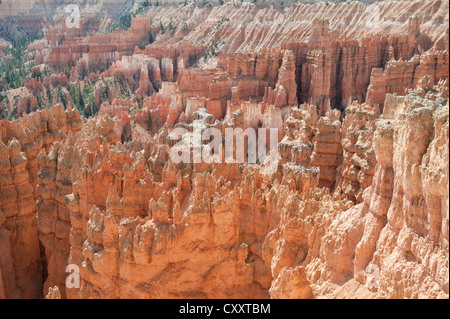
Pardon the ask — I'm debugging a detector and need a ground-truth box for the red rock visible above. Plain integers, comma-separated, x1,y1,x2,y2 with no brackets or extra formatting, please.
0,0,448,300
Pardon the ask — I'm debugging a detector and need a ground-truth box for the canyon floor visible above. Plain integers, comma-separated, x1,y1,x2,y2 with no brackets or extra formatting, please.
0,0,448,299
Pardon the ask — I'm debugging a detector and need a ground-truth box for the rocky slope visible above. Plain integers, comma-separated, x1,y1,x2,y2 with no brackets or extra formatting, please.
0,0,448,299
0,105,81,298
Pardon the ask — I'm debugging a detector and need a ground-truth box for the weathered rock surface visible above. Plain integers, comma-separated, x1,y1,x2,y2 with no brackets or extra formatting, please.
25,78,446,299
0,105,81,298
0,0,448,300
335,103,380,203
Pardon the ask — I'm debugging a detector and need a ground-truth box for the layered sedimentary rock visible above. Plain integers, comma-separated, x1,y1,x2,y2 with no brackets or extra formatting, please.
335,103,380,203
268,80,449,298
25,77,445,299
366,49,449,108
37,141,77,299
31,0,449,113
42,114,327,298
283,14,445,113
0,0,135,42
366,86,448,298
0,105,81,298
309,109,342,188
47,16,152,71
278,105,342,188
45,285,61,299
0,0,448,300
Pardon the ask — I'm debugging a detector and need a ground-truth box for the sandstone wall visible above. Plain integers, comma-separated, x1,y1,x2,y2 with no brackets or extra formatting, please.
269,81,449,298
38,0,448,114
0,0,448,300
0,105,81,298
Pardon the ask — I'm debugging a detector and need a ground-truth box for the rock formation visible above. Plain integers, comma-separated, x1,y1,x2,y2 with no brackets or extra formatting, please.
336,103,380,203
0,0,448,300
0,105,81,298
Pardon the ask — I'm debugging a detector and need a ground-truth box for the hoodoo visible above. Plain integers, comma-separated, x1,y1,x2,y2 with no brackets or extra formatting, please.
0,0,448,300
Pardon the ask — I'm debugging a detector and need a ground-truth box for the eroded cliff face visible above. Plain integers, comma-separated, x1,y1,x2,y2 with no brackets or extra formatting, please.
0,105,81,298
299,82,448,299
39,0,449,114
29,79,447,299
0,0,449,299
